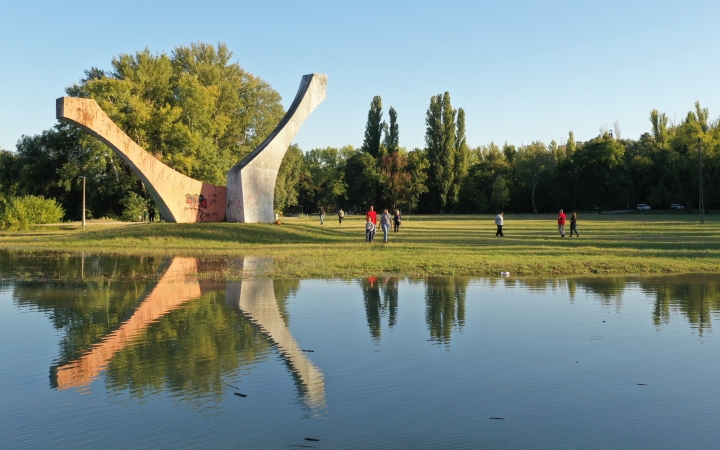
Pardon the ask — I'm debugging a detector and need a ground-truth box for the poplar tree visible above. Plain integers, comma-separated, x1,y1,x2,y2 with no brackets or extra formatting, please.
650,110,669,147
383,106,399,154
425,91,458,211
451,108,469,208
362,96,383,158
566,131,576,156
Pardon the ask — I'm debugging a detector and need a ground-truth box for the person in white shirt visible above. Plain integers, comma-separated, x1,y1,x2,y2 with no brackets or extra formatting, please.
365,217,376,242
495,211,504,237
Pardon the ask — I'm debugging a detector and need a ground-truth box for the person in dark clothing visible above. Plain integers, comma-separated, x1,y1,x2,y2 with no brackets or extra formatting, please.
148,207,156,223
570,212,579,237
393,209,402,232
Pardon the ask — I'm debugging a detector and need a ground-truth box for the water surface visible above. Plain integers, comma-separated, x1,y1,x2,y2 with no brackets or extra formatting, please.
2,252,720,449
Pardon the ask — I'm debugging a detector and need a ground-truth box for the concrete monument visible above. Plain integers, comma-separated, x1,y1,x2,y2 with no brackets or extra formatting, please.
56,73,327,223
226,74,327,222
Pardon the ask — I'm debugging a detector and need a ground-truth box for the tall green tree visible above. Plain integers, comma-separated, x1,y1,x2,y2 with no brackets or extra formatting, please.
344,151,382,211
514,142,556,212
362,96,384,158
451,108,469,209
301,146,353,210
406,148,429,213
569,133,630,208
383,106,399,154
380,149,412,210
491,174,510,209
274,144,304,212
425,92,458,211
650,109,670,148
566,131,576,156
68,42,285,186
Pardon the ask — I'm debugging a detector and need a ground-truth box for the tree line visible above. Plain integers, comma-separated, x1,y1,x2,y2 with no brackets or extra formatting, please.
285,99,719,215
0,41,718,222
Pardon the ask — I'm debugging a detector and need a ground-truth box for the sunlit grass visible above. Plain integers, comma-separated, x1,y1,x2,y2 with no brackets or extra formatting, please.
1,211,719,278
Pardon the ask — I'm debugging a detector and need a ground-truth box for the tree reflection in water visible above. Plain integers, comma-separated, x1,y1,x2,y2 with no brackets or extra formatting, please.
360,277,399,341
518,275,720,335
425,278,467,344
640,275,720,334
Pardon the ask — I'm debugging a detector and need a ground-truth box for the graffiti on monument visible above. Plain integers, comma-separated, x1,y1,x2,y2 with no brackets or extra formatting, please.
185,193,221,222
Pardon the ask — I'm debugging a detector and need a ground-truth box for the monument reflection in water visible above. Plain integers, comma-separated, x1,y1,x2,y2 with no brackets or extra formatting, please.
48,256,324,410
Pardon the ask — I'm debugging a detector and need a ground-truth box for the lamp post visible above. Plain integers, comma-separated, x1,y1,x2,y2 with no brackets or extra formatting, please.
698,138,704,224
80,176,86,227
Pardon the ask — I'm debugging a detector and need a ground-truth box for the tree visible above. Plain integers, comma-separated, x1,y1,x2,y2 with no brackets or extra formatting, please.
120,192,147,222
383,106,399,154
650,109,669,147
514,142,556,212
566,131,576,156
68,42,285,186
380,150,412,210
491,175,510,209
274,144,304,212
361,96,384,158
569,133,630,208
406,148,429,213
344,152,382,211
451,108,469,209
425,92,458,211
302,146,352,209
0,149,18,197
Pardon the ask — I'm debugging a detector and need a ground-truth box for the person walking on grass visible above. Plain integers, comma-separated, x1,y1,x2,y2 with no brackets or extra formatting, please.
366,206,377,241
558,209,566,237
338,208,344,225
393,209,402,233
380,208,392,243
570,211,579,237
495,211,504,237
319,206,325,225
365,217,376,243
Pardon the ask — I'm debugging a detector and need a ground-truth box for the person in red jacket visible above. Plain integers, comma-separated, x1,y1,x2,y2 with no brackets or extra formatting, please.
557,209,566,238
366,206,377,241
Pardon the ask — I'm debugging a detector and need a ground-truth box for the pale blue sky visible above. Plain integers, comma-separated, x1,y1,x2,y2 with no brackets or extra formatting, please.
1,0,719,153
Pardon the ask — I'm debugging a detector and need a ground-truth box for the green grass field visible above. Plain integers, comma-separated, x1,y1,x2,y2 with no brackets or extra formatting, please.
1,211,718,278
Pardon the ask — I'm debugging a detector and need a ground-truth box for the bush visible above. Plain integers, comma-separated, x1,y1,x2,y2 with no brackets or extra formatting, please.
1,195,65,230
121,192,147,222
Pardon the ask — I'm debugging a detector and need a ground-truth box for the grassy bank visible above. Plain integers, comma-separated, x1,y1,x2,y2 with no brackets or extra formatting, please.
1,212,718,278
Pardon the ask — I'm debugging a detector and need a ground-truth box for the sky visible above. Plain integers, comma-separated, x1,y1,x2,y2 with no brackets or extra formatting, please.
1,0,719,153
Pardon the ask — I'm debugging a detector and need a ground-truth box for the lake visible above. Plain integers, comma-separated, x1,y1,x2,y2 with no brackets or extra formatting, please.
2,252,720,449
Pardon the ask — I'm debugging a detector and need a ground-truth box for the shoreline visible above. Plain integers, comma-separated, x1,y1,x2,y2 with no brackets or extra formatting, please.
0,213,717,279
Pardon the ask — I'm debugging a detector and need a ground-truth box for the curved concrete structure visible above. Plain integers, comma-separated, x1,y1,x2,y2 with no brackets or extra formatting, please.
56,73,326,223
56,98,226,223
226,74,327,222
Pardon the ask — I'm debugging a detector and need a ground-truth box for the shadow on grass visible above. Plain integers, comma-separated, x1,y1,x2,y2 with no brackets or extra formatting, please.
73,222,355,245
